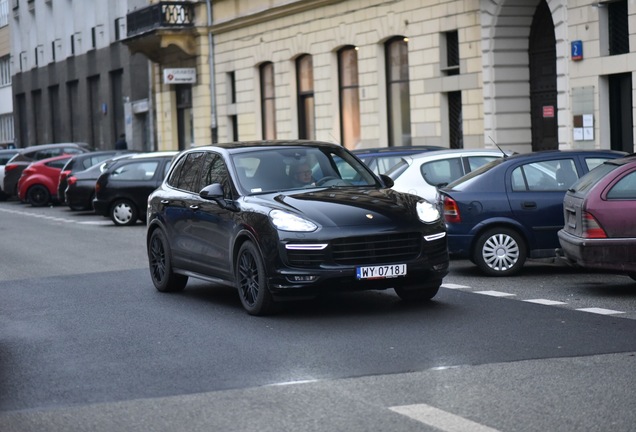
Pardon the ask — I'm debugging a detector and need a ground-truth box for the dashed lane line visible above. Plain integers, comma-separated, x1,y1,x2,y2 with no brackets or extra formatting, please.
0,207,111,225
441,284,627,316
390,403,501,432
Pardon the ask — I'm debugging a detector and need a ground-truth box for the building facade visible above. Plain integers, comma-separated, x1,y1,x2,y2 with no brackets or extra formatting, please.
10,0,152,150
0,0,13,148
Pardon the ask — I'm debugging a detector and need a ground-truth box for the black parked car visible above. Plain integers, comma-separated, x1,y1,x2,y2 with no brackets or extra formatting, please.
146,140,449,315
3,143,90,198
57,150,133,204
64,154,136,211
93,152,177,226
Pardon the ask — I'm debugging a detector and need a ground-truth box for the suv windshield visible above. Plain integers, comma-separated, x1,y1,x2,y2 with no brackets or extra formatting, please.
231,146,379,194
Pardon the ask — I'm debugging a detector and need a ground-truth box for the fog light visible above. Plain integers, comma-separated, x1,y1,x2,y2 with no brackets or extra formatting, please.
288,275,318,283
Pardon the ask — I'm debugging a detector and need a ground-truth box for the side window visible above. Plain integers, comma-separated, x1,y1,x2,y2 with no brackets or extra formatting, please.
201,154,232,199
585,157,612,171
607,171,636,199
467,156,498,172
166,155,187,187
175,152,206,192
511,159,574,191
63,147,84,155
47,159,68,169
36,149,61,159
421,158,463,186
111,161,159,181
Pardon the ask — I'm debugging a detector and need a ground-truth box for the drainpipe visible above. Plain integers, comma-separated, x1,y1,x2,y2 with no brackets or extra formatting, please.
205,0,218,143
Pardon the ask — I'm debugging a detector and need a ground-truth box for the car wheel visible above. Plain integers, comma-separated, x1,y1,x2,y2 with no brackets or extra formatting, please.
27,185,50,207
473,227,527,276
110,199,138,226
235,241,277,316
394,280,441,301
148,229,188,292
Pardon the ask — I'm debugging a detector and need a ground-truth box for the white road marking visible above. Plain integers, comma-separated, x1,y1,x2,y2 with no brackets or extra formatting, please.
390,403,501,432
442,283,472,289
576,307,624,315
0,206,110,225
524,299,568,305
474,290,516,297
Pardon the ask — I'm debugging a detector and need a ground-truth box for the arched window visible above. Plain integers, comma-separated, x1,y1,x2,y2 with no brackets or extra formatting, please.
385,37,411,146
338,46,360,150
296,54,315,139
260,62,276,140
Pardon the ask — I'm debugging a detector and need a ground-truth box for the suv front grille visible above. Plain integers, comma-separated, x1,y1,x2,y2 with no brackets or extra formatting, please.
286,232,423,267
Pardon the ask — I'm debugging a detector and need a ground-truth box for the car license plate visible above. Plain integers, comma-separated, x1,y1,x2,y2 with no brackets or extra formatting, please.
356,264,407,280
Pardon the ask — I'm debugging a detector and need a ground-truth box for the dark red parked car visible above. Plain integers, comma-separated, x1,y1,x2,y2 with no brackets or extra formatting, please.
558,155,636,279
17,155,72,206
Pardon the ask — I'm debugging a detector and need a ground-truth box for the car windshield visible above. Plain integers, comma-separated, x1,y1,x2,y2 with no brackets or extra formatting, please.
568,161,620,194
231,146,379,194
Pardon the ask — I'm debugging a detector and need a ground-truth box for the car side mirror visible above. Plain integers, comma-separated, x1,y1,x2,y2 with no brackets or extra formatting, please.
380,174,394,188
199,183,239,212
199,183,224,200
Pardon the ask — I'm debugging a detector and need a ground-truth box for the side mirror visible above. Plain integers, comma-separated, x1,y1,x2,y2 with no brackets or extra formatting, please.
380,174,394,188
199,183,224,200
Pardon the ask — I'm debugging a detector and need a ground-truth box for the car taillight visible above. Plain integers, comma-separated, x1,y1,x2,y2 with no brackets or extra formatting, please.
443,196,461,223
95,182,101,193
60,170,70,180
5,164,18,172
67,176,77,186
582,211,607,239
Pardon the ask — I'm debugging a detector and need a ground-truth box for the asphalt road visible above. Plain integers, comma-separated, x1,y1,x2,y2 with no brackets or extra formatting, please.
1,200,635,432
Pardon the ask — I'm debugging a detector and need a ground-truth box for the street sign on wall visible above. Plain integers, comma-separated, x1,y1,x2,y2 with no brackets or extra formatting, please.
163,68,197,84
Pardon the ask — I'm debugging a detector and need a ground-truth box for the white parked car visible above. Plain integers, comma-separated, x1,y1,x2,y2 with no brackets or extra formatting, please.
386,148,507,201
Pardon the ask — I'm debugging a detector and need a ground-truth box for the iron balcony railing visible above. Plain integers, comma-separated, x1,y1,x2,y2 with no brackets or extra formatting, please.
127,1,195,38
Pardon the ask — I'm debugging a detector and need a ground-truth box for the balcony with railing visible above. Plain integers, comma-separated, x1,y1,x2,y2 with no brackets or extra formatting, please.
124,1,198,62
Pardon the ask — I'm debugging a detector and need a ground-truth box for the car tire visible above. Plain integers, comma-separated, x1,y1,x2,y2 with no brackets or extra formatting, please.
394,280,441,301
235,241,278,316
473,227,527,276
148,229,188,292
110,199,138,226
27,185,50,207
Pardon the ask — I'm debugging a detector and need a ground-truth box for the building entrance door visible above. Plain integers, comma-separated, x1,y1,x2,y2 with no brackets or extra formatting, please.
529,0,558,151
176,85,193,151
609,73,633,153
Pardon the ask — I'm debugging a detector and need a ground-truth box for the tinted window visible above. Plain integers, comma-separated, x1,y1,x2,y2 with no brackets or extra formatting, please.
35,149,62,159
202,154,231,199
173,152,206,192
607,170,636,199
111,161,159,181
47,159,69,169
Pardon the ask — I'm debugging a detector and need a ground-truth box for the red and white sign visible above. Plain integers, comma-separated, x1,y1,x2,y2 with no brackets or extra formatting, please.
542,106,555,118
163,68,197,84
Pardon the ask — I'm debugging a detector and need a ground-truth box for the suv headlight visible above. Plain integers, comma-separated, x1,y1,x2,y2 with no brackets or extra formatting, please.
416,201,440,223
269,209,318,232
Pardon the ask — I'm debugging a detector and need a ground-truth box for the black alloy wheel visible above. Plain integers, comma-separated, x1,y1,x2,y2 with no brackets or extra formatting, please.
148,229,188,292
236,241,277,316
27,185,50,207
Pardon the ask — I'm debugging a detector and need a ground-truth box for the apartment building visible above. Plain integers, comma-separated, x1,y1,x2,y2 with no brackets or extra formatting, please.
123,0,635,154
0,0,13,148
10,0,152,150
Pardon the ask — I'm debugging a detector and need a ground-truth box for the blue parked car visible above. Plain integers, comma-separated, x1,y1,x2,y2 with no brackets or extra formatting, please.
438,149,627,276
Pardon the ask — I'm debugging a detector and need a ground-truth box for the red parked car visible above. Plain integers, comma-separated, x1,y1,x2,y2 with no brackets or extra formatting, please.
558,155,636,279
17,155,72,207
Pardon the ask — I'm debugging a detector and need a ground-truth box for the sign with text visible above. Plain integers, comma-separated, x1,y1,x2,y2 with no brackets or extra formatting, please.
163,68,197,84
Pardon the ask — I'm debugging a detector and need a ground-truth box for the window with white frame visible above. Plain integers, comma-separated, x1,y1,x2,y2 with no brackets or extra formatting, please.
0,55,11,86
0,0,9,27
0,113,14,145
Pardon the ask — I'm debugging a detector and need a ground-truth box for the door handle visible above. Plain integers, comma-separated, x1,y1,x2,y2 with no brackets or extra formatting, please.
160,200,169,204
522,201,536,209
189,205,199,210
